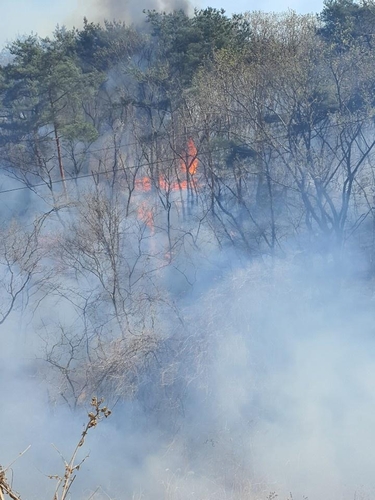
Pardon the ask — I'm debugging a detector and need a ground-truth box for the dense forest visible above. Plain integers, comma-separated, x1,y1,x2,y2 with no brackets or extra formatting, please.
2,1,375,499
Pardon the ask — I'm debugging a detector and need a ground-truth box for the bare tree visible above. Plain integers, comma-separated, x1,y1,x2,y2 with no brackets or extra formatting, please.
0,211,53,327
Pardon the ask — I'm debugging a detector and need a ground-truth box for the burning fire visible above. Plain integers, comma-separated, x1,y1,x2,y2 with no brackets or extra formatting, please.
158,177,193,192
137,201,154,233
135,177,152,192
181,138,198,176
134,139,199,194
135,139,199,238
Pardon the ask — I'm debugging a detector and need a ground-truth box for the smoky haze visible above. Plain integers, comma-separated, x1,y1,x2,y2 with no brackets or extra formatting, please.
0,0,192,49
2,214,375,500
67,0,192,29
2,6,375,500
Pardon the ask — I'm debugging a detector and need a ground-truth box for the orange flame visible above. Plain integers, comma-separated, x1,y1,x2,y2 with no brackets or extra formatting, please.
158,175,192,192
137,201,154,233
181,138,198,176
135,176,152,192
134,139,198,195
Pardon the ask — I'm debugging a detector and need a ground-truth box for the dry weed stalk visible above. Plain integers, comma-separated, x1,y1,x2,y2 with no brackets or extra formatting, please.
0,397,111,500
0,446,31,500
0,468,21,500
51,397,111,500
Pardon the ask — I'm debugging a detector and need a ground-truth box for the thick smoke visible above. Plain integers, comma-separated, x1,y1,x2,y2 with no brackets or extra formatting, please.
70,0,192,27
1,7,375,496
0,165,373,500
191,260,375,499
0,0,192,49
2,224,375,500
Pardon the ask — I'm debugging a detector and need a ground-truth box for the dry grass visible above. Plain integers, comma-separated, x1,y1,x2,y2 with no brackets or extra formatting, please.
0,397,111,500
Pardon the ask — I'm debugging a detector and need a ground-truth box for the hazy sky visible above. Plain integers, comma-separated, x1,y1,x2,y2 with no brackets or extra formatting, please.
0,0,324,48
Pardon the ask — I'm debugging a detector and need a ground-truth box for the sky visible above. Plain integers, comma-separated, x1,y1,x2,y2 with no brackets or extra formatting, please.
0,0,324,48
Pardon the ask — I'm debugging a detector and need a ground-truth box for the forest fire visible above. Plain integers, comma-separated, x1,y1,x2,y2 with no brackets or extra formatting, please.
135,177,152,192
182,137,198,176
134,139,199,194
134,139,199,234
5,6,375,500
137,201,154,233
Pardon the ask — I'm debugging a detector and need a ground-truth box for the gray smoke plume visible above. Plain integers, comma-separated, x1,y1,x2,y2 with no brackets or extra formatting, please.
70,0,192,27
3,242,375,500
0,0,193,49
